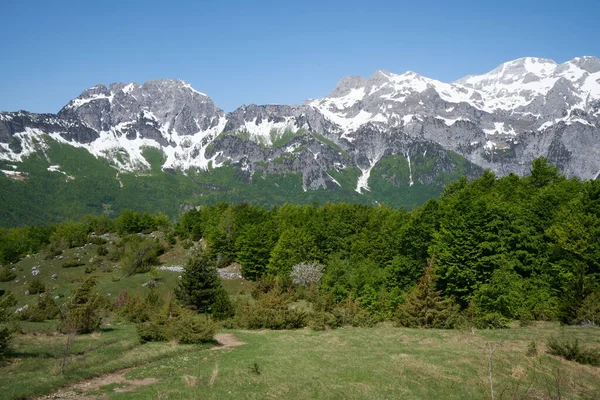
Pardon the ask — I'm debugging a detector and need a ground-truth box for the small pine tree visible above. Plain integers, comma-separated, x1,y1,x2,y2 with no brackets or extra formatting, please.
59,277,105,334
0,266,16,282
0,290,17,355
28,277,46,295
176,250,231,315
396,261,460,329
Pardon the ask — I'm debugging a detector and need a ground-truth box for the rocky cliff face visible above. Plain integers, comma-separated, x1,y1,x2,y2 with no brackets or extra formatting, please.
1,56,599,193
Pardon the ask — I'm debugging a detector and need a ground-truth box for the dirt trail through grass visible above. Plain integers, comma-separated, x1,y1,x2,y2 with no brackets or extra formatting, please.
37,333,246,399
211,333,246,350
39,368,158,399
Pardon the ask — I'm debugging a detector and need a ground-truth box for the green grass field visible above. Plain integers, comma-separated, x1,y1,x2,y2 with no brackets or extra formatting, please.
1,322,599,399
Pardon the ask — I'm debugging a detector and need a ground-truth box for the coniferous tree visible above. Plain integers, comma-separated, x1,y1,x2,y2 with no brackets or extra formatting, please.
176,250,231,315
59,277,105,334
396,261,460,328
0,290,17,355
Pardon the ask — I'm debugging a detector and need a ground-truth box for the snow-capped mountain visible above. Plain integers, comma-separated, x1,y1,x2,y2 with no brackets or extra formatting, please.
1,56,600,195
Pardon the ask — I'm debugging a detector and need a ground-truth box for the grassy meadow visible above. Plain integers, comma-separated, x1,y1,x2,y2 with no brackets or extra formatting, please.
1,214,599,399
1,321,599,399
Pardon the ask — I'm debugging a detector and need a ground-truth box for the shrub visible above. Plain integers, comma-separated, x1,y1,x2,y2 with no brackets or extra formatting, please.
168,311,216,344
28,277,46,295
44,246,63,260
212,290,235,320
546,337,600,367
88,236,108,246
166,232,176,246
395,264,461,329
308,311,338,331
576,291,600,326
235,289,307,330
115,289,160,323
350,309,378,327
137,320,168,343
122,236,163,276
0,291,17,355
15,293,59,322
0,266,16,282
59,277,107,334
62,261,85,269
475,312,510,329
108,247,123,262
96,245,109,257
50,221,90,249
331,296,373,327
290,262,324,287
136,294,216,345
251,276,293,299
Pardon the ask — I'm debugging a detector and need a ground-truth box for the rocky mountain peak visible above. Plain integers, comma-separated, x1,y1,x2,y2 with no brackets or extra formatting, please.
568,56,600,74
2,55,600,194
328,75,368,98
58,79,223,134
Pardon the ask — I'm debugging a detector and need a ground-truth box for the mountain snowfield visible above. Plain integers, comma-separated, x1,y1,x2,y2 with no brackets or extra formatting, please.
1,55,600,194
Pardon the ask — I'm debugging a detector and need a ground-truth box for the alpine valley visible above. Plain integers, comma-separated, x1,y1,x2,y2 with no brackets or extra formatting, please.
1,56,599,226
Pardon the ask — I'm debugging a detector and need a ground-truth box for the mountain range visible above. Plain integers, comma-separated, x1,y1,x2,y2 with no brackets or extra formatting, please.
1,56,599,224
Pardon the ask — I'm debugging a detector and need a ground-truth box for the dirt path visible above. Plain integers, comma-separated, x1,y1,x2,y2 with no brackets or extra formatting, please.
38,334,246,399
211,333,246,350
38,368,157,399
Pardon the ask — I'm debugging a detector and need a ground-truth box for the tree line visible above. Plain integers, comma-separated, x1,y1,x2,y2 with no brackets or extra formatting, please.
1,158,600,329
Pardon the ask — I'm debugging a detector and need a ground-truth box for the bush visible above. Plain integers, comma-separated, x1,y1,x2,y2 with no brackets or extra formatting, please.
44,246,63,260
166,232,176,246
50,221,90,249
290,262,324,287
0,266,16,282
212,290,235,320
475,312,510,329
395,264,461,329
96,245,109,257
115,289,160,323
15,293,59,322
108,247,123,262
59,277,107,334
234,289,308,330
62,261,85,269
88,236,108,246
137,320,168,343
136,294,216,345
169,311,216,344
546,337,600,366
28,278,46,295
308,311,338,331
576,291,600,326
330,296,376,327
251,276,293,299
122,236,163,276
0,291,17,355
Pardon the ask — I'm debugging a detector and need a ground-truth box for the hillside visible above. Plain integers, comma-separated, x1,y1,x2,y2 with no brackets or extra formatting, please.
2,56,600,225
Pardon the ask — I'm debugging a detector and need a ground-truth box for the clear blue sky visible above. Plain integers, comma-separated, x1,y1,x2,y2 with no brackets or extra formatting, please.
1,0,599,113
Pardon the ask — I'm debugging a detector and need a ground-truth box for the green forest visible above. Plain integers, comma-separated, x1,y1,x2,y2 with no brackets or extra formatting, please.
2,157,599,330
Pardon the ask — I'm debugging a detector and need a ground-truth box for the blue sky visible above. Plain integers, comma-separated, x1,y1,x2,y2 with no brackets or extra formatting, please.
1,0,599,113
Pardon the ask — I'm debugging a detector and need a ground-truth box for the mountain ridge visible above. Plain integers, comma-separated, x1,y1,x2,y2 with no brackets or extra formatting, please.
1,55,599,206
